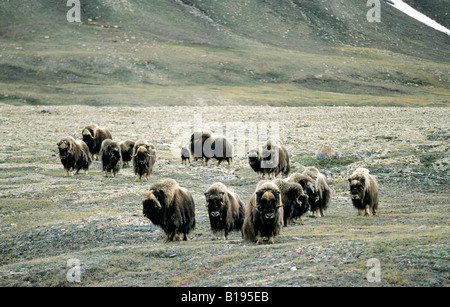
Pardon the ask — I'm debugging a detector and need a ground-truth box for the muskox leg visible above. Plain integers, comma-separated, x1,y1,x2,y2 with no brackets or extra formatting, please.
256,234,263,245
364,205,370,217
372,206,378,216
319,207,325,217
267,235,274,244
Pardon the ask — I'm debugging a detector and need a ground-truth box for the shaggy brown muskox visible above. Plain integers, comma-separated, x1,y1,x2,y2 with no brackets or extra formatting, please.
190,130,233,166
272,179,310,226
204,182,245,240
57,137,92,177
260,140,290,178
190,130,212,162
99,139,122,177
81,125,112,160
243,181,283,244
248,147,263,176
181,146,190,165
301,167,331,217
132,140,156,181
287,173,317,218
348,168,379,216
142,179,196,242
119,140,135,168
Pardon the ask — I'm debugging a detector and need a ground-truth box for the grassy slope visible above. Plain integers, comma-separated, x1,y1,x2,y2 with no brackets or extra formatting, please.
0,0,449,106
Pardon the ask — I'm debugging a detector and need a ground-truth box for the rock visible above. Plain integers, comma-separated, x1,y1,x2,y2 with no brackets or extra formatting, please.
315,145,343,159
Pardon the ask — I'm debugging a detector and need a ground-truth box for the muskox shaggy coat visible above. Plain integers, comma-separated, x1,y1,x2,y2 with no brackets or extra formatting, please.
260,140,290,178
349,168,379,216
204,182,245,240
142,179,196,242
301,167,331,217
132,140,156,181
57,137,92,176
99,139,122,177
272,179,310,226
190,130,233,166
243,181,284,244
81,125,112,160
119,140,135,168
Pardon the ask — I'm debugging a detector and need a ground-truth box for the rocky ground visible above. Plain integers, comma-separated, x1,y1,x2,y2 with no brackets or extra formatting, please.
0,104,448,287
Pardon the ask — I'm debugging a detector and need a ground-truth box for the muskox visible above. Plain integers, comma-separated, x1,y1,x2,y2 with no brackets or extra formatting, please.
204,182,245,240
272,179,310,226
119,140,135,168
81,125,112,160
260,140,290,178
142,179,196,242
300,167,331,217
243,181,283,244
181,146,190,165
132,140,156,181
248,147,263,176
190,130,233,166
57,136,92,177
348,168,379,216
99,139,122,177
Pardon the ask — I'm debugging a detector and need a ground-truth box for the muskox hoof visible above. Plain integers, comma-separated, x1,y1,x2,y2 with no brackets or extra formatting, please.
268,236,274,244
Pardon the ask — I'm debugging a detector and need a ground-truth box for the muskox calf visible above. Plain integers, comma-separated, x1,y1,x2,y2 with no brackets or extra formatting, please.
272,179,309,226
99,139,122,177
300,167,331,217
81,125,112,160
57,137,92,177
204,182,245,240
349,168,379,216
260,140,290,178
142,179,196,242
243,181,283,244
190,130,233,166
181,146,190,165
132,140,156,181
119,140,135,168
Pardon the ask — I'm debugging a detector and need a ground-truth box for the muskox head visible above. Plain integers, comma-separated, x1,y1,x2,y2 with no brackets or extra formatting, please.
349,176,366,201
81,127,96,148
133,145,154,164
104,143,121,164
285,184,309,215
205,191,227,219
248,148,261,168
142,190,165,222
254,188,282,220
57,138,73,160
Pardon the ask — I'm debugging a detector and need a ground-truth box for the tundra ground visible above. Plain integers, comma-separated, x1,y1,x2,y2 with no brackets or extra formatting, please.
0,104,448,287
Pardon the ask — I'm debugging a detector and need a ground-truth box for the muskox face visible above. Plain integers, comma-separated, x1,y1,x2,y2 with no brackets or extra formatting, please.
106,145,121,164
287,187,310,213
57,139,72,160
254,189,282,220
349,177,365,201
205,192,226,219
248,149,260,166
82,128,96,147
134,145,152,164
142,190,164,220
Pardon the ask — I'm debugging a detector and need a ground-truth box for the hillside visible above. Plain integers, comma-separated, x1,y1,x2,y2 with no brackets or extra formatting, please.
0,0,449,106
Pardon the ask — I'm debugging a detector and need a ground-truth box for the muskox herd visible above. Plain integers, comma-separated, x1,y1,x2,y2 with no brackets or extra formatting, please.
57,125,156,181
141,167,378,244
57,127,379,244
